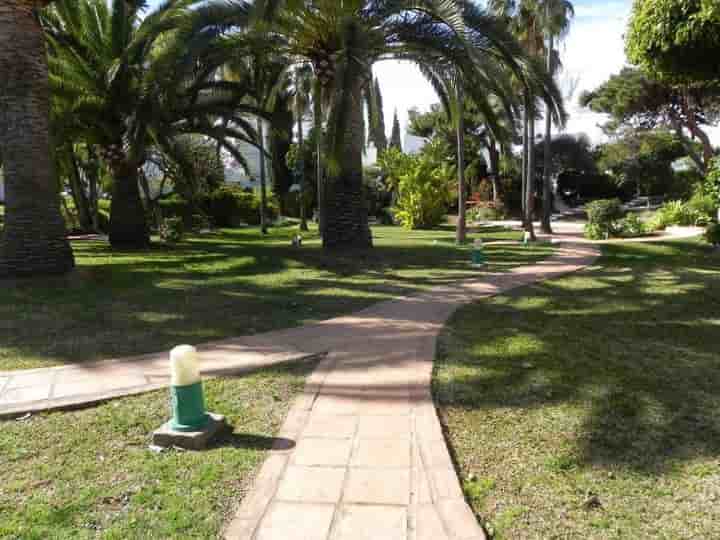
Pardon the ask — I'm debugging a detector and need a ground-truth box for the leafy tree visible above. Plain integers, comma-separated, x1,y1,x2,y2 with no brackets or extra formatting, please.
0,0,74,277
597,131,688,198
580,68,719,172
390,110,403,152
626,0,720,84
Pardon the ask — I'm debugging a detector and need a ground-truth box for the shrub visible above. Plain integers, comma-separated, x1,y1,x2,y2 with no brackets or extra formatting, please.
585,198,624,239
392,153,452,230
649,199,707,230
206,186,279,228
158,194,195,227
705,223,720,246
617,213,649,238
687,190,716,226
159,217,184,243
468,201,507,222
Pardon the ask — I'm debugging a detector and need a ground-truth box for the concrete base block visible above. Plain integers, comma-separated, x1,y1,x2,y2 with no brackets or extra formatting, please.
152,412,230,450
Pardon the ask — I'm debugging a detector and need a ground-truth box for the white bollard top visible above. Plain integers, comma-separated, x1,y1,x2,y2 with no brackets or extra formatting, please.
170,345,201,386
474,238,484,247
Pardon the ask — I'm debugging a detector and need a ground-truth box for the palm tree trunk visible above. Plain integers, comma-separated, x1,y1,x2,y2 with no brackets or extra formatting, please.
67,145,92,232
108,159,149,248
0,1,75,277
541,31,554,234
489,139,500,203
85,145,100,232
526,100,537,241
313,78,325,236
297,111,309,232
455,84,467,244
257,118,268,235
521,99,529,223
322,75,372,250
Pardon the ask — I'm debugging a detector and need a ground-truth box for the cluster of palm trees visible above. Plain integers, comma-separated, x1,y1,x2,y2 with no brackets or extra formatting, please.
0,0,573,278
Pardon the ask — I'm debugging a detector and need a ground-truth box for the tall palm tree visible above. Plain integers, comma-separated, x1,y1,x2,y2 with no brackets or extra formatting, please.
0,0,74,277
199,0,565,250
540,0,573,233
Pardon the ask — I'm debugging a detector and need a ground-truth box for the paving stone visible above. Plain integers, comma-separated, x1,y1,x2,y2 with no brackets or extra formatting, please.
255,502,335,540
357,416,411,439
332,504,407,540
415,504,450,540
294,438,353,467
276,466,346,503
352,439,411,468
303,414,357,439
344,468,410,505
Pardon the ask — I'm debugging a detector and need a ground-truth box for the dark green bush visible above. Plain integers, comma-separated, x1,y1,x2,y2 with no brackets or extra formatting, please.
585,198,624,239
207,186,279,227
158,194,196,227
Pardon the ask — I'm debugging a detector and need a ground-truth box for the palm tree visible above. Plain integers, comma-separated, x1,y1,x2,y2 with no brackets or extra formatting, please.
43,0,261,248
199,0,565,250
0,0,74,277
540,0,573,233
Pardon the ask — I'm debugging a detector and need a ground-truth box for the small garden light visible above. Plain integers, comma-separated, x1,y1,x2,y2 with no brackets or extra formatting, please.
472,238,486,266
152,345,229,450
169,345,209,431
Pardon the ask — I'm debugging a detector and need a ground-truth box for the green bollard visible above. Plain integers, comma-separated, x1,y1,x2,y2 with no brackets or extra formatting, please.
169,345,209,432
471,239,486,266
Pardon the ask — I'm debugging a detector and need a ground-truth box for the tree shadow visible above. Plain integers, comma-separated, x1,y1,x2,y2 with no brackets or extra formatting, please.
433,239,720,475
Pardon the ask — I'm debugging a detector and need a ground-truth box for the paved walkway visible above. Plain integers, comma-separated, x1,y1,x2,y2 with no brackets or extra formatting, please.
2,242,601,539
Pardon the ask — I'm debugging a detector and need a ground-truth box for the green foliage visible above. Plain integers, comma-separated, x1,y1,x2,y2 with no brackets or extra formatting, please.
596,131,689,198
704,222,720,246
584,198,624,239
617,213,650,238
687,189,717,225
649,199,710,230
626,0,720,83
468,201,507,222
387,143,453,229
702,158,720,204
207,186,279,228
159,217,184,243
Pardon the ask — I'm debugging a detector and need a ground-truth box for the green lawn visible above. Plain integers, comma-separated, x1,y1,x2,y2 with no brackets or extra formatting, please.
1,224,552,371
434,239,720,539
0,359,316,539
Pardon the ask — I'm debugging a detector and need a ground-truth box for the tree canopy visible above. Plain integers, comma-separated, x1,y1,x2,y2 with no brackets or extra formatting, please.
626,0,720,84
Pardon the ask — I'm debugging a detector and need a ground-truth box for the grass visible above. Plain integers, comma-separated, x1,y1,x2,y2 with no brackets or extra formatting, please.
434,239,720,539
0,224,553,371
0,359,316,539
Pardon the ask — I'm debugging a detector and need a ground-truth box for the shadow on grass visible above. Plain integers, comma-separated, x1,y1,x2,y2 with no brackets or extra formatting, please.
0,225,546,370
213,432,296,451
433,239,720,474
